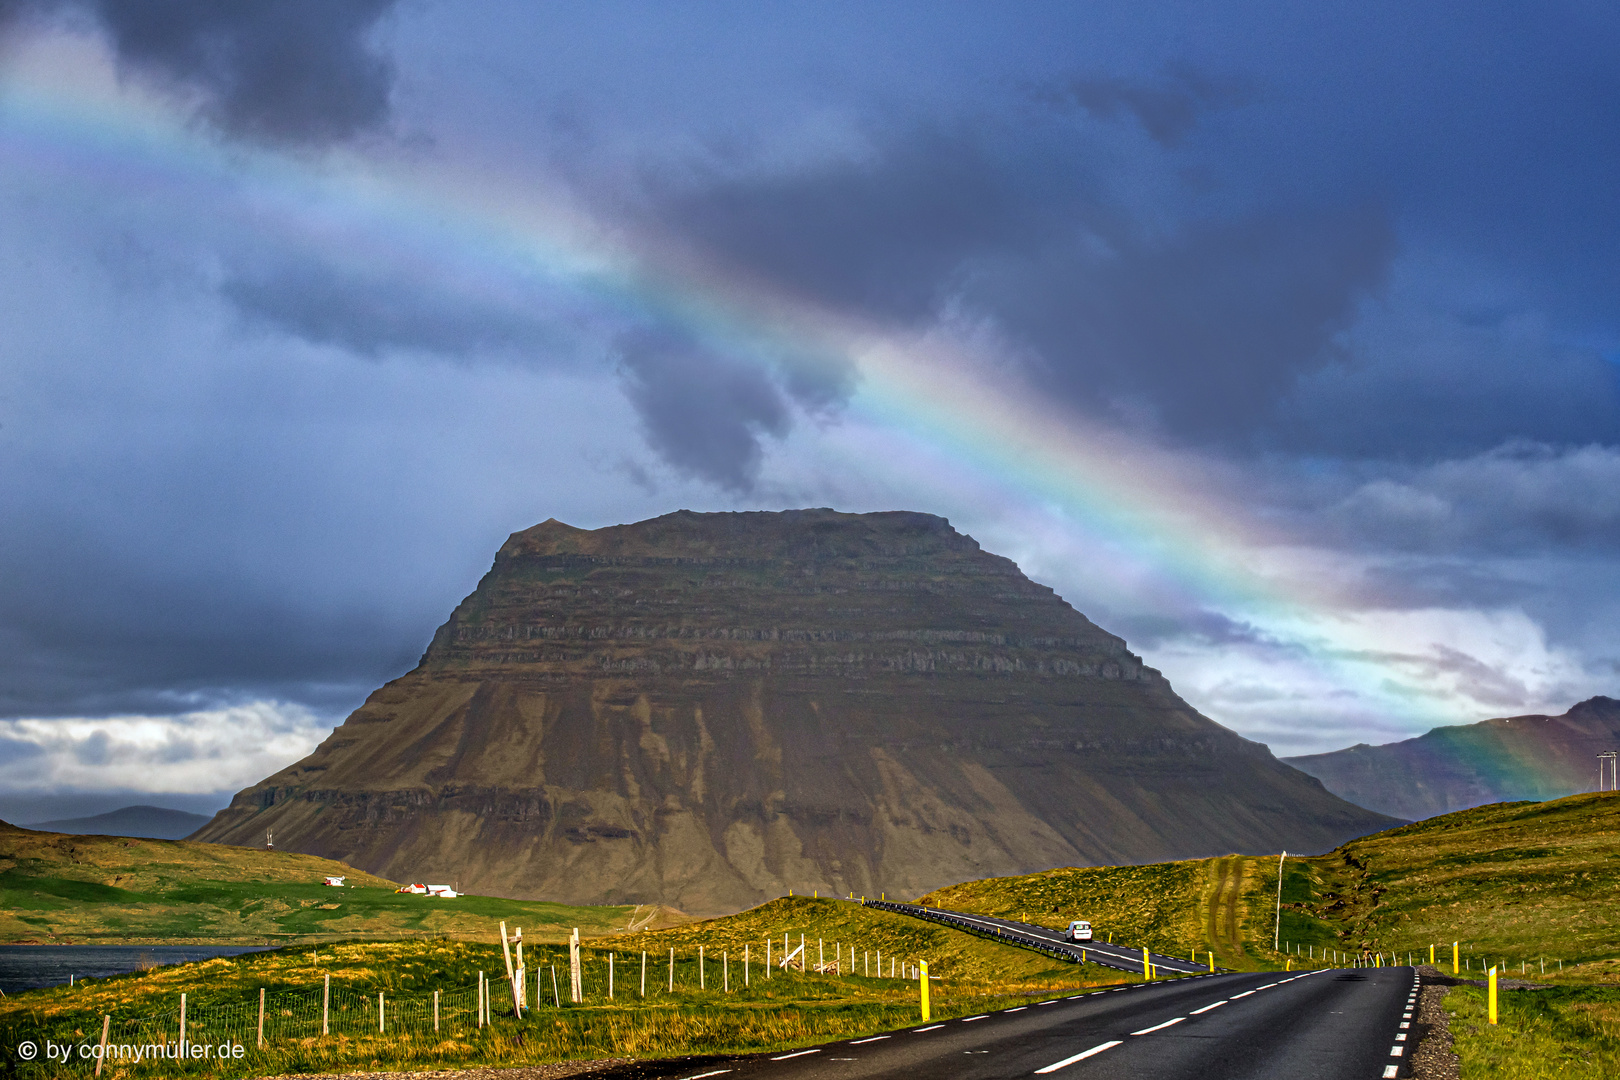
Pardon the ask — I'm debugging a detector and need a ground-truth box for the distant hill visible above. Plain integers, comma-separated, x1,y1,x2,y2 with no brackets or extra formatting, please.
28,804,212,840
193,509,1394,915
1283,696,1620,820
0,819,677,944
912,789,1620,977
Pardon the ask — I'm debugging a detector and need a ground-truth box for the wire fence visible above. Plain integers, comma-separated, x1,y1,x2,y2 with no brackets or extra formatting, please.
1,936,930,1077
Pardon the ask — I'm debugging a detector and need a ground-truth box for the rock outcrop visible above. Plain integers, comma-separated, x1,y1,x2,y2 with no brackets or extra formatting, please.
194,509,1396,914
1285,696,1620,819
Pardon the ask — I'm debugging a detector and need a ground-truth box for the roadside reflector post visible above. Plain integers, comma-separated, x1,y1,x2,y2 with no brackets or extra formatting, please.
1453,942,1459,975
1430,944,1435,965
1489,966,1498,1025
1208,951,1215,972
1143,947,1150,980
919,961,930,1021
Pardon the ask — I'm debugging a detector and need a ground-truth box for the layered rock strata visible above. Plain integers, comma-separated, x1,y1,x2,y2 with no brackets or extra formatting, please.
195,509,1395,914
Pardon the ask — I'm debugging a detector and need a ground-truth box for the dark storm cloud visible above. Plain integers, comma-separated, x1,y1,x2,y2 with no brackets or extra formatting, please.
222,253,556,357
615,328,794,491
1,0,399,143
654,122,1396,444
1044,65,1254,146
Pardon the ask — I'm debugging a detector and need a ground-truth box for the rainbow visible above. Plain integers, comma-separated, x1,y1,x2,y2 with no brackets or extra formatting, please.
0,32,1471,739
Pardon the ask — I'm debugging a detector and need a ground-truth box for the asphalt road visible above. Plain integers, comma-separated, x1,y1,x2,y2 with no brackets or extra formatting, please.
598,966,1419,1080
862,901,1208,976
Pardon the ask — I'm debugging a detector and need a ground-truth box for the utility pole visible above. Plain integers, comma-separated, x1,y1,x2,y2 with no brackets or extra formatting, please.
1274,851,1286,951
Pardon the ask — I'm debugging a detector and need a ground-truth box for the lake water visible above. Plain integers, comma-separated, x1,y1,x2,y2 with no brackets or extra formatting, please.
0,945,275,993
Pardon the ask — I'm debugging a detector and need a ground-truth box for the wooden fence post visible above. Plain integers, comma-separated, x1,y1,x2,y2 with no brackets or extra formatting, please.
95,1014,110,1077
570,929,583,1003
609,952,614,1000
700,945,705,990
434,990,439,1033
257,987,265,1047
323,974,330,1035
178,992,186,1054
668,947,674,992
641,951,647,997
379,992,385,1033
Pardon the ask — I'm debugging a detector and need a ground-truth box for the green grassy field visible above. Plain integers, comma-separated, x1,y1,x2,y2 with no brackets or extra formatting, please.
917,791,1620,978
0,821,671,945
0,897,1137,1078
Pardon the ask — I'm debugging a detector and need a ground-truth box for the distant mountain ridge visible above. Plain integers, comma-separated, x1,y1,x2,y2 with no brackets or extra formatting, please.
194,508,1395,915
1283,696,1620,820
27,804,213,840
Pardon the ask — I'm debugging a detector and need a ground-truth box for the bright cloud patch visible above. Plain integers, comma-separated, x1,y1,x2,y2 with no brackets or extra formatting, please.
0,702,332,794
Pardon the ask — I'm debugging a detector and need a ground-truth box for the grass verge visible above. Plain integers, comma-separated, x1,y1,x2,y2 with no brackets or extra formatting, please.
1446,983,1620,1078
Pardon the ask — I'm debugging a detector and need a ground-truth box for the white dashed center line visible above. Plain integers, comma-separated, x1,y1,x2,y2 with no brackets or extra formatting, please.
1130,1017,1185,1035
1038,999,1062,1005
913,1025,944,1032
1190,1001,1227,1014
1004,1006,1027,1012
1231,990,1256,998
961,1015,988,1022
1034,1041,1123,1073
850,1036,890,1045
772,1049,821,1061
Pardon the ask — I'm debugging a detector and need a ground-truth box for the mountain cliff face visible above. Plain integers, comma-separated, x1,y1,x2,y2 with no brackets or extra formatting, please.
1284,696,1620,820
194,509,1395,914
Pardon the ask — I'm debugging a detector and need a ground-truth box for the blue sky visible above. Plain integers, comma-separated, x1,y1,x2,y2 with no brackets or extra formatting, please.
1,1,1617,821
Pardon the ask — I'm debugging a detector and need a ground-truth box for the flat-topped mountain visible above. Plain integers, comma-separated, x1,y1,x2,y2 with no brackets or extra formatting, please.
194,509,1395,914
1285,696,1620,819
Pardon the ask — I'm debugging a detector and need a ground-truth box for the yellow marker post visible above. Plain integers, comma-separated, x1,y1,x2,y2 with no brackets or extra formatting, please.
1208,952,1215,972
1143,947,1151,980
1488,966,1498,1025
919,961,930,1021
1430,944,1435,965
1453,942,1459,975
1286,959,1292,971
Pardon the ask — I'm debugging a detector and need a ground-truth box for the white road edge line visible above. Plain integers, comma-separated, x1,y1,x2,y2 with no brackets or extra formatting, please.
1034,1041,1124,1073
1390,1046,1405,1057
850,1036,890,1045
771,1050,822,1061
1189,1001,1227,1014
1130,1017,1185,1035
1038,999,1062,1005
961,1015,989,1021
680,1071,732,1080
1383,1068,1400,1079
1004,1006,1027,1012
913,1025,945,1032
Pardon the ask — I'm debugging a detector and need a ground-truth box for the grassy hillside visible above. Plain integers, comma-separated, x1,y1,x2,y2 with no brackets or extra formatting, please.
919,791,1620,978
0,821,674,945
0,897,1133,1077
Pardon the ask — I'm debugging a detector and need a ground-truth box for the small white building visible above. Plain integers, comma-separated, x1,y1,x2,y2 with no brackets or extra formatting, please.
396,883,429,894
426,884,458,897
323,876,346,887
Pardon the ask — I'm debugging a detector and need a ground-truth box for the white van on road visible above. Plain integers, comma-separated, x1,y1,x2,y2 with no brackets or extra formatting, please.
1065,920,1093,942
